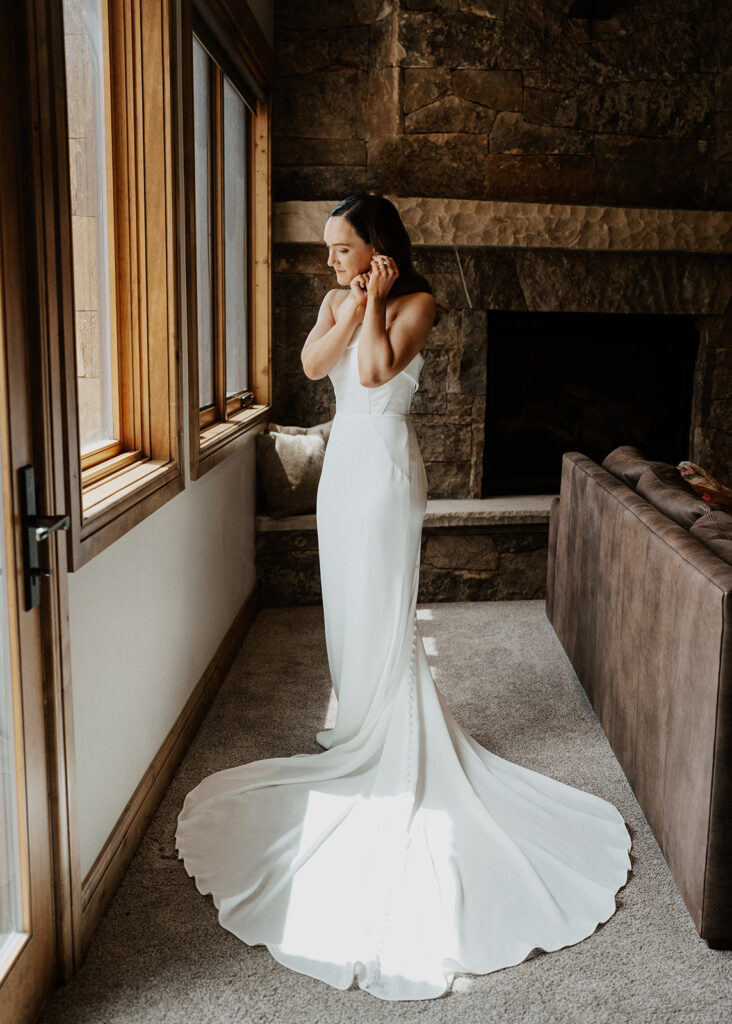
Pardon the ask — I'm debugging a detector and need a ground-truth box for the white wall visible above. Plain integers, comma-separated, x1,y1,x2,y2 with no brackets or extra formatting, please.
68,0,268,878
69,448,256,876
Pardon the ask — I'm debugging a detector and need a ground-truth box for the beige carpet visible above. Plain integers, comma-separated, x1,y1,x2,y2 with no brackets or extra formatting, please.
39,601,732,1023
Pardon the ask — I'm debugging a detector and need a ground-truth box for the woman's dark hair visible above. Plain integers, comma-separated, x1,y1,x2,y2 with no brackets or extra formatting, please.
329,194,433,300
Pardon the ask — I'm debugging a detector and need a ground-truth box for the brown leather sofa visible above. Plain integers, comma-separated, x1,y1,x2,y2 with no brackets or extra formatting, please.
546,449,732,948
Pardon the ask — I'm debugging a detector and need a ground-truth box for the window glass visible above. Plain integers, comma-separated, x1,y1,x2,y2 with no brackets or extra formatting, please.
193,36,215,410
223,77,249,398
62,0,115,452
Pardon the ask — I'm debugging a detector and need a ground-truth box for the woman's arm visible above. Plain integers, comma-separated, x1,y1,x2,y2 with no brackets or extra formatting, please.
300,289,365,380
357,257,436,388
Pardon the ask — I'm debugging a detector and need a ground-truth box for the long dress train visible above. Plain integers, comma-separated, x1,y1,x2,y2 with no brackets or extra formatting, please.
175,325,632,1001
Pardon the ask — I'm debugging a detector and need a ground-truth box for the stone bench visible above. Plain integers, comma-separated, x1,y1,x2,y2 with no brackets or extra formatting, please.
255,496,556,606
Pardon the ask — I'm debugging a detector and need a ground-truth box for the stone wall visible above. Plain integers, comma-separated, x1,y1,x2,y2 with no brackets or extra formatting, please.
271,0,732,496
256,519,549,605
275,0,732,210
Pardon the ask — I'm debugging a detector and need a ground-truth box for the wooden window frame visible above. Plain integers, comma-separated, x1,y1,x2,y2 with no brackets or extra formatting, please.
54,0,184,570
183,0,272,480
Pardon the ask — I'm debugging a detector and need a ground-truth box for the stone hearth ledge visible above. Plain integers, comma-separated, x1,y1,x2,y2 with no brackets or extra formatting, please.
275,198,732,253
256,495,557,533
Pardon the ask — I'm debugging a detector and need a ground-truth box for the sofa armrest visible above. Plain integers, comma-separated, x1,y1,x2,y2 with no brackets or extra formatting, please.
548,450,732,945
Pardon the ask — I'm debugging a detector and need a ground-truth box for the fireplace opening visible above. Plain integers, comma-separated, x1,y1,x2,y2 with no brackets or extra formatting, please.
483,311,700,496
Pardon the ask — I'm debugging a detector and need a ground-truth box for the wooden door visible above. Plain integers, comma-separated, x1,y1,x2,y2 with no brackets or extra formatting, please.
0,6,61,1021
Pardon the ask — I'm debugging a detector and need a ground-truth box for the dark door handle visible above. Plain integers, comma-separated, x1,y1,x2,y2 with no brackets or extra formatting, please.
28,513,70,543
19,465,69,611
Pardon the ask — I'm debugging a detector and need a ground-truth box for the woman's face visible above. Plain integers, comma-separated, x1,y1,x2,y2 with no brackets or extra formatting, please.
323,215,375,286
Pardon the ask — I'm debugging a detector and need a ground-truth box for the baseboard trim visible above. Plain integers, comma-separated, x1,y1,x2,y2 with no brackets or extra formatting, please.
79,587,258,954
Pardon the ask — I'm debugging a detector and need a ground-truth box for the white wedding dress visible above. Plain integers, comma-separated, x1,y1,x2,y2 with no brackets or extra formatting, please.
175,324,632,1001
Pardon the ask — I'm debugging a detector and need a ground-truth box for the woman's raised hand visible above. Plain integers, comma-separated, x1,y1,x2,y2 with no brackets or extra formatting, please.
349,271,370,310
367,254,399,299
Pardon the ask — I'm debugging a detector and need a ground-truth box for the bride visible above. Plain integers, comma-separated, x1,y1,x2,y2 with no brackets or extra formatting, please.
176,194,632,1002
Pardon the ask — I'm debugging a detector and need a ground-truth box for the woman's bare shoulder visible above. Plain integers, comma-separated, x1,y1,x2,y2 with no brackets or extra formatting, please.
392,290,436,320
313,288,346,324
396,289,435,306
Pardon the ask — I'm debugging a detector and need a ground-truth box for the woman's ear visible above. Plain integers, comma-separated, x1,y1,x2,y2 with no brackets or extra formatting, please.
361,246,377,273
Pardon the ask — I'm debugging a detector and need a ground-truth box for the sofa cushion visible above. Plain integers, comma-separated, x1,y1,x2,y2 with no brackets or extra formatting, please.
690,508,732,566
255,431,326,518
635,462,709,530
601,445,651,488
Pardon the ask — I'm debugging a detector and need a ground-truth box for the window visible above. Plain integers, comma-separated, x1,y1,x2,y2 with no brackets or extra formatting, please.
54,0,271,564
55,0,272,565
186,2,271,478
59,0,184,568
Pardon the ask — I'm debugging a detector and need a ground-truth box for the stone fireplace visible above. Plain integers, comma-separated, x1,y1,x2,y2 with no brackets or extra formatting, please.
272,0,732,496
261,0,732,606
272,198,732,498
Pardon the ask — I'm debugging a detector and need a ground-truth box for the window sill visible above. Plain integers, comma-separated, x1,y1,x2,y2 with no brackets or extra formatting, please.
69,456,184,570
194,403,269,479
81,456,179,518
